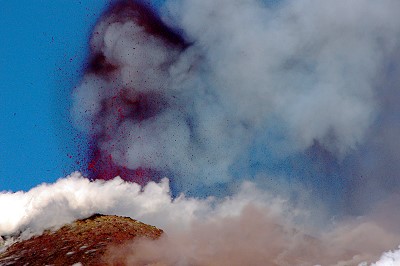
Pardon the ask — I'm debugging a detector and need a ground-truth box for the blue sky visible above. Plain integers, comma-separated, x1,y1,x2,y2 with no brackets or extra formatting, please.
0,1,110,191
1,0,283,192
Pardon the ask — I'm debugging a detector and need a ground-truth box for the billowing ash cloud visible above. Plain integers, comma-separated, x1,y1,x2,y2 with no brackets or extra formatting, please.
72,0,400,213
1,174,399,265
3,0,399,264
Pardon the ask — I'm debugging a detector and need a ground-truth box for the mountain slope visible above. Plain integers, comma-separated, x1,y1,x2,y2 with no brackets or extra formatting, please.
0,214,163,265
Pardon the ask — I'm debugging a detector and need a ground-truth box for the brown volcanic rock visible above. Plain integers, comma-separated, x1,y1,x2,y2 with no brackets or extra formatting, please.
0,214,163,266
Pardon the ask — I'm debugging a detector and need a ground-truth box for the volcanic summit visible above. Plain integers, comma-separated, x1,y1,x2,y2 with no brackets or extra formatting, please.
0,214,163,266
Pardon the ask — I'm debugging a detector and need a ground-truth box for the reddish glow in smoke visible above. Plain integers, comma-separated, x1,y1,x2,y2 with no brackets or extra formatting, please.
86,90,166,184
83,1,187,184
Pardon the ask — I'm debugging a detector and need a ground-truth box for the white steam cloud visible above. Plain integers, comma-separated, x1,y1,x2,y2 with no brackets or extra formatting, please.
369,248,400,266
0,172,285,237
1,175,399,265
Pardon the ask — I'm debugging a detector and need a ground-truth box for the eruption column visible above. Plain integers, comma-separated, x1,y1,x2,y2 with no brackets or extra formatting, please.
78,1,188,185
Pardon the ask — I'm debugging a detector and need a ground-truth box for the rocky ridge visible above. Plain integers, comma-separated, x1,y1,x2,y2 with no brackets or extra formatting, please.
0,214,163,265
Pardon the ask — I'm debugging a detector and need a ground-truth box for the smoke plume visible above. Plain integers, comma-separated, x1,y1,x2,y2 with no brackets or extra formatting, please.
71,0,400,263
72,0,400,214
2,0,400,265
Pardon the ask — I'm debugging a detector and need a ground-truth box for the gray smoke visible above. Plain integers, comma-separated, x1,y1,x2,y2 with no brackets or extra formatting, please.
72,0,400,211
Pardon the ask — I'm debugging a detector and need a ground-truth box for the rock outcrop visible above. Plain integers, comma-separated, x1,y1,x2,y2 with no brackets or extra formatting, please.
0,214,163,265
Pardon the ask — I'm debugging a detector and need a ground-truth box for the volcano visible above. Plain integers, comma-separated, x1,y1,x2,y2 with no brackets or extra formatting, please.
0,214,163,266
